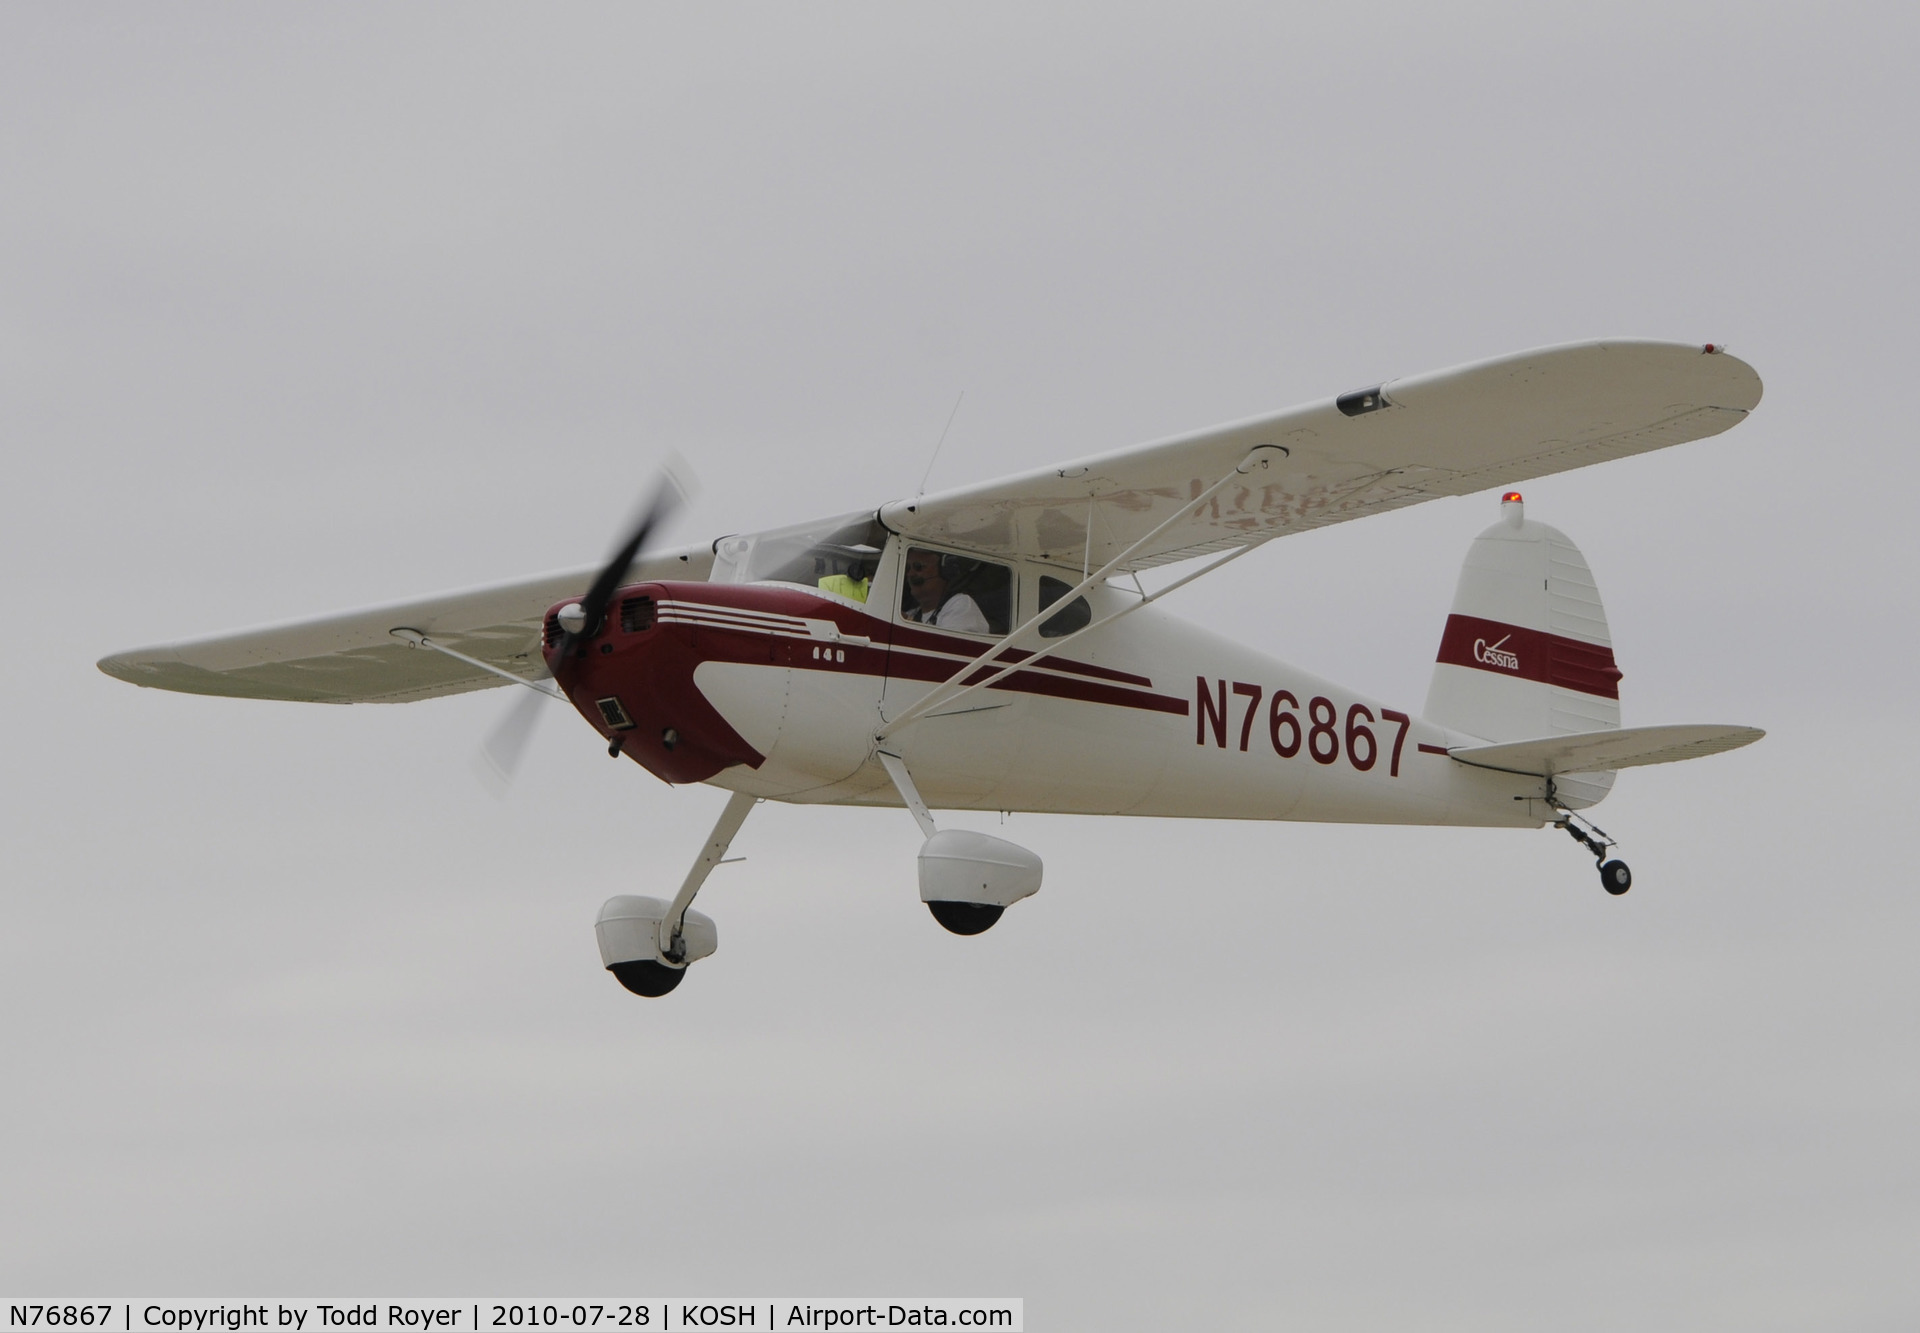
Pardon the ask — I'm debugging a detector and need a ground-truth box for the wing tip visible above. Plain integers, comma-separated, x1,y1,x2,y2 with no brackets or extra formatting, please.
97,649,166,686
94,647,341,702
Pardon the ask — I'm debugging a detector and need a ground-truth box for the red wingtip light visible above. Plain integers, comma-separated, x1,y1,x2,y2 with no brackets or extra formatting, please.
1502,491,1523,503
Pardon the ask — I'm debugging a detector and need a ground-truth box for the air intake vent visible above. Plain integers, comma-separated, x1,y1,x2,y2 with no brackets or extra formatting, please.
544,612,564,647
620,596,655,633
595,697,635,730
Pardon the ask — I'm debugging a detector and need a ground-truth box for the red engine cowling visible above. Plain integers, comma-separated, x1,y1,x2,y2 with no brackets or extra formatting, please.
544,581,766,784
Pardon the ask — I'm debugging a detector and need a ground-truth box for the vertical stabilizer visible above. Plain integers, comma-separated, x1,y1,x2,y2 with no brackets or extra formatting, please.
1424,493,1621,806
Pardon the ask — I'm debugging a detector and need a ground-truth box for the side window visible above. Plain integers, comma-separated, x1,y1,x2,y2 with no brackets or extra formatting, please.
900,548,1012,636
1037,576,1092,638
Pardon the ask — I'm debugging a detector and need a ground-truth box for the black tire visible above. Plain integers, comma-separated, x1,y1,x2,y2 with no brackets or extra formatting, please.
607,959,686,996
1599,859,1632,896
927,901,1004,936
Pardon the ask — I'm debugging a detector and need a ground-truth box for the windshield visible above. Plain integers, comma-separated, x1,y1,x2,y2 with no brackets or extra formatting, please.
711,511,889,597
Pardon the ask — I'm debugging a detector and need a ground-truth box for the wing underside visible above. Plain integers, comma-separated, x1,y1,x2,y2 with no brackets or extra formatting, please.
98,546,713,703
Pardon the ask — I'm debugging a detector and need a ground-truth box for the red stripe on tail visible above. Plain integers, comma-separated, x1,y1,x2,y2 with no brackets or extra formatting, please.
1434,614,1622,700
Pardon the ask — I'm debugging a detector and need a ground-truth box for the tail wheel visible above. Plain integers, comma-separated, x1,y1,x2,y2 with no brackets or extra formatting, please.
1599,860,1632,895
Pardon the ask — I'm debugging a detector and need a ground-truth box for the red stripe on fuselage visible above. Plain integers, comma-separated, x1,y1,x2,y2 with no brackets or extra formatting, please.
883,618,1154,688
882,643,1189,715
557,580,1192,782
658,582,1187,714
1434,614,1621,700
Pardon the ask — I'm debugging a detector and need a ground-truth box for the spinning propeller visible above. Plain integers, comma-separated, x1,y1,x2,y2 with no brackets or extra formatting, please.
475,465,689,790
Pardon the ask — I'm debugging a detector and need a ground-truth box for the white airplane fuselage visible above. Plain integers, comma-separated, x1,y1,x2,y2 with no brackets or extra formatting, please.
548,570,1548,832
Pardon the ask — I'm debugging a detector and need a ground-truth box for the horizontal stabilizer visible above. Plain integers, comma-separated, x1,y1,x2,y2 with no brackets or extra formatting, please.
1448,724,1764,777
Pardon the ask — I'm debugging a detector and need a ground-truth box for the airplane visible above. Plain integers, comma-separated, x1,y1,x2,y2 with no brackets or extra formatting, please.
99,338,1766,998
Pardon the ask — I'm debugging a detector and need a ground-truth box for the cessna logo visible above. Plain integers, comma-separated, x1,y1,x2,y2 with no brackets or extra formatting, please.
1473,635,1520,671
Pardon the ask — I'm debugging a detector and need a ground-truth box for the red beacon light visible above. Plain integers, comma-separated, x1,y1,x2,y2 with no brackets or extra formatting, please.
1501,491,1524,503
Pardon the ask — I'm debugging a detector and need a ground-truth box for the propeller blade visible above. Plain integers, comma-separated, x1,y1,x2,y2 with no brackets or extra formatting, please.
473,684,551,796
478,457,695,794
572,467,690,646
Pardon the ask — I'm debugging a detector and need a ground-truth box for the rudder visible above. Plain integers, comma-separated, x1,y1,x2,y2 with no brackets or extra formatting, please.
1424,492,1622,806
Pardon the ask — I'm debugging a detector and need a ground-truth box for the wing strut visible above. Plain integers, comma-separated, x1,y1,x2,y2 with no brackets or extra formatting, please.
391,628,564,699
876,446,1283,741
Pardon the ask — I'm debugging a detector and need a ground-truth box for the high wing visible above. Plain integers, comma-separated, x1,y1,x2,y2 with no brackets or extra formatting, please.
98,545,712,703
881,339,1761,570
98,339,1759,707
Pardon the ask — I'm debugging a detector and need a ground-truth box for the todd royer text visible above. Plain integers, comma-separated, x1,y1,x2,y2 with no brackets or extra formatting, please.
134,1308,462,1333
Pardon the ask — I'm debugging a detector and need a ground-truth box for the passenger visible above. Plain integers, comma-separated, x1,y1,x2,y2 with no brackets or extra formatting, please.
902,548,990,633
816,571,870,602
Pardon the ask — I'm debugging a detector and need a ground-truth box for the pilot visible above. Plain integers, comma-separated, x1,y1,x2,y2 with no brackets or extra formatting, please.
902,547,990,633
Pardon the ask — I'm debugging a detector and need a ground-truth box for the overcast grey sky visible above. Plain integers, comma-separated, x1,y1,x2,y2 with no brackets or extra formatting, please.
3,4,1917,1328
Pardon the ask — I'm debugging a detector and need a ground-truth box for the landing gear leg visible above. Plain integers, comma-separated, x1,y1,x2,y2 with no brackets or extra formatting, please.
1548,783,1631,895
879,751,980,935
598,789,755,997
876,751,939,841
658,789,757,961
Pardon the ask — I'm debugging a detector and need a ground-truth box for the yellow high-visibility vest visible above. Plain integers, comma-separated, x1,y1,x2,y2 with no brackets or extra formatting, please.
817,574,871,603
